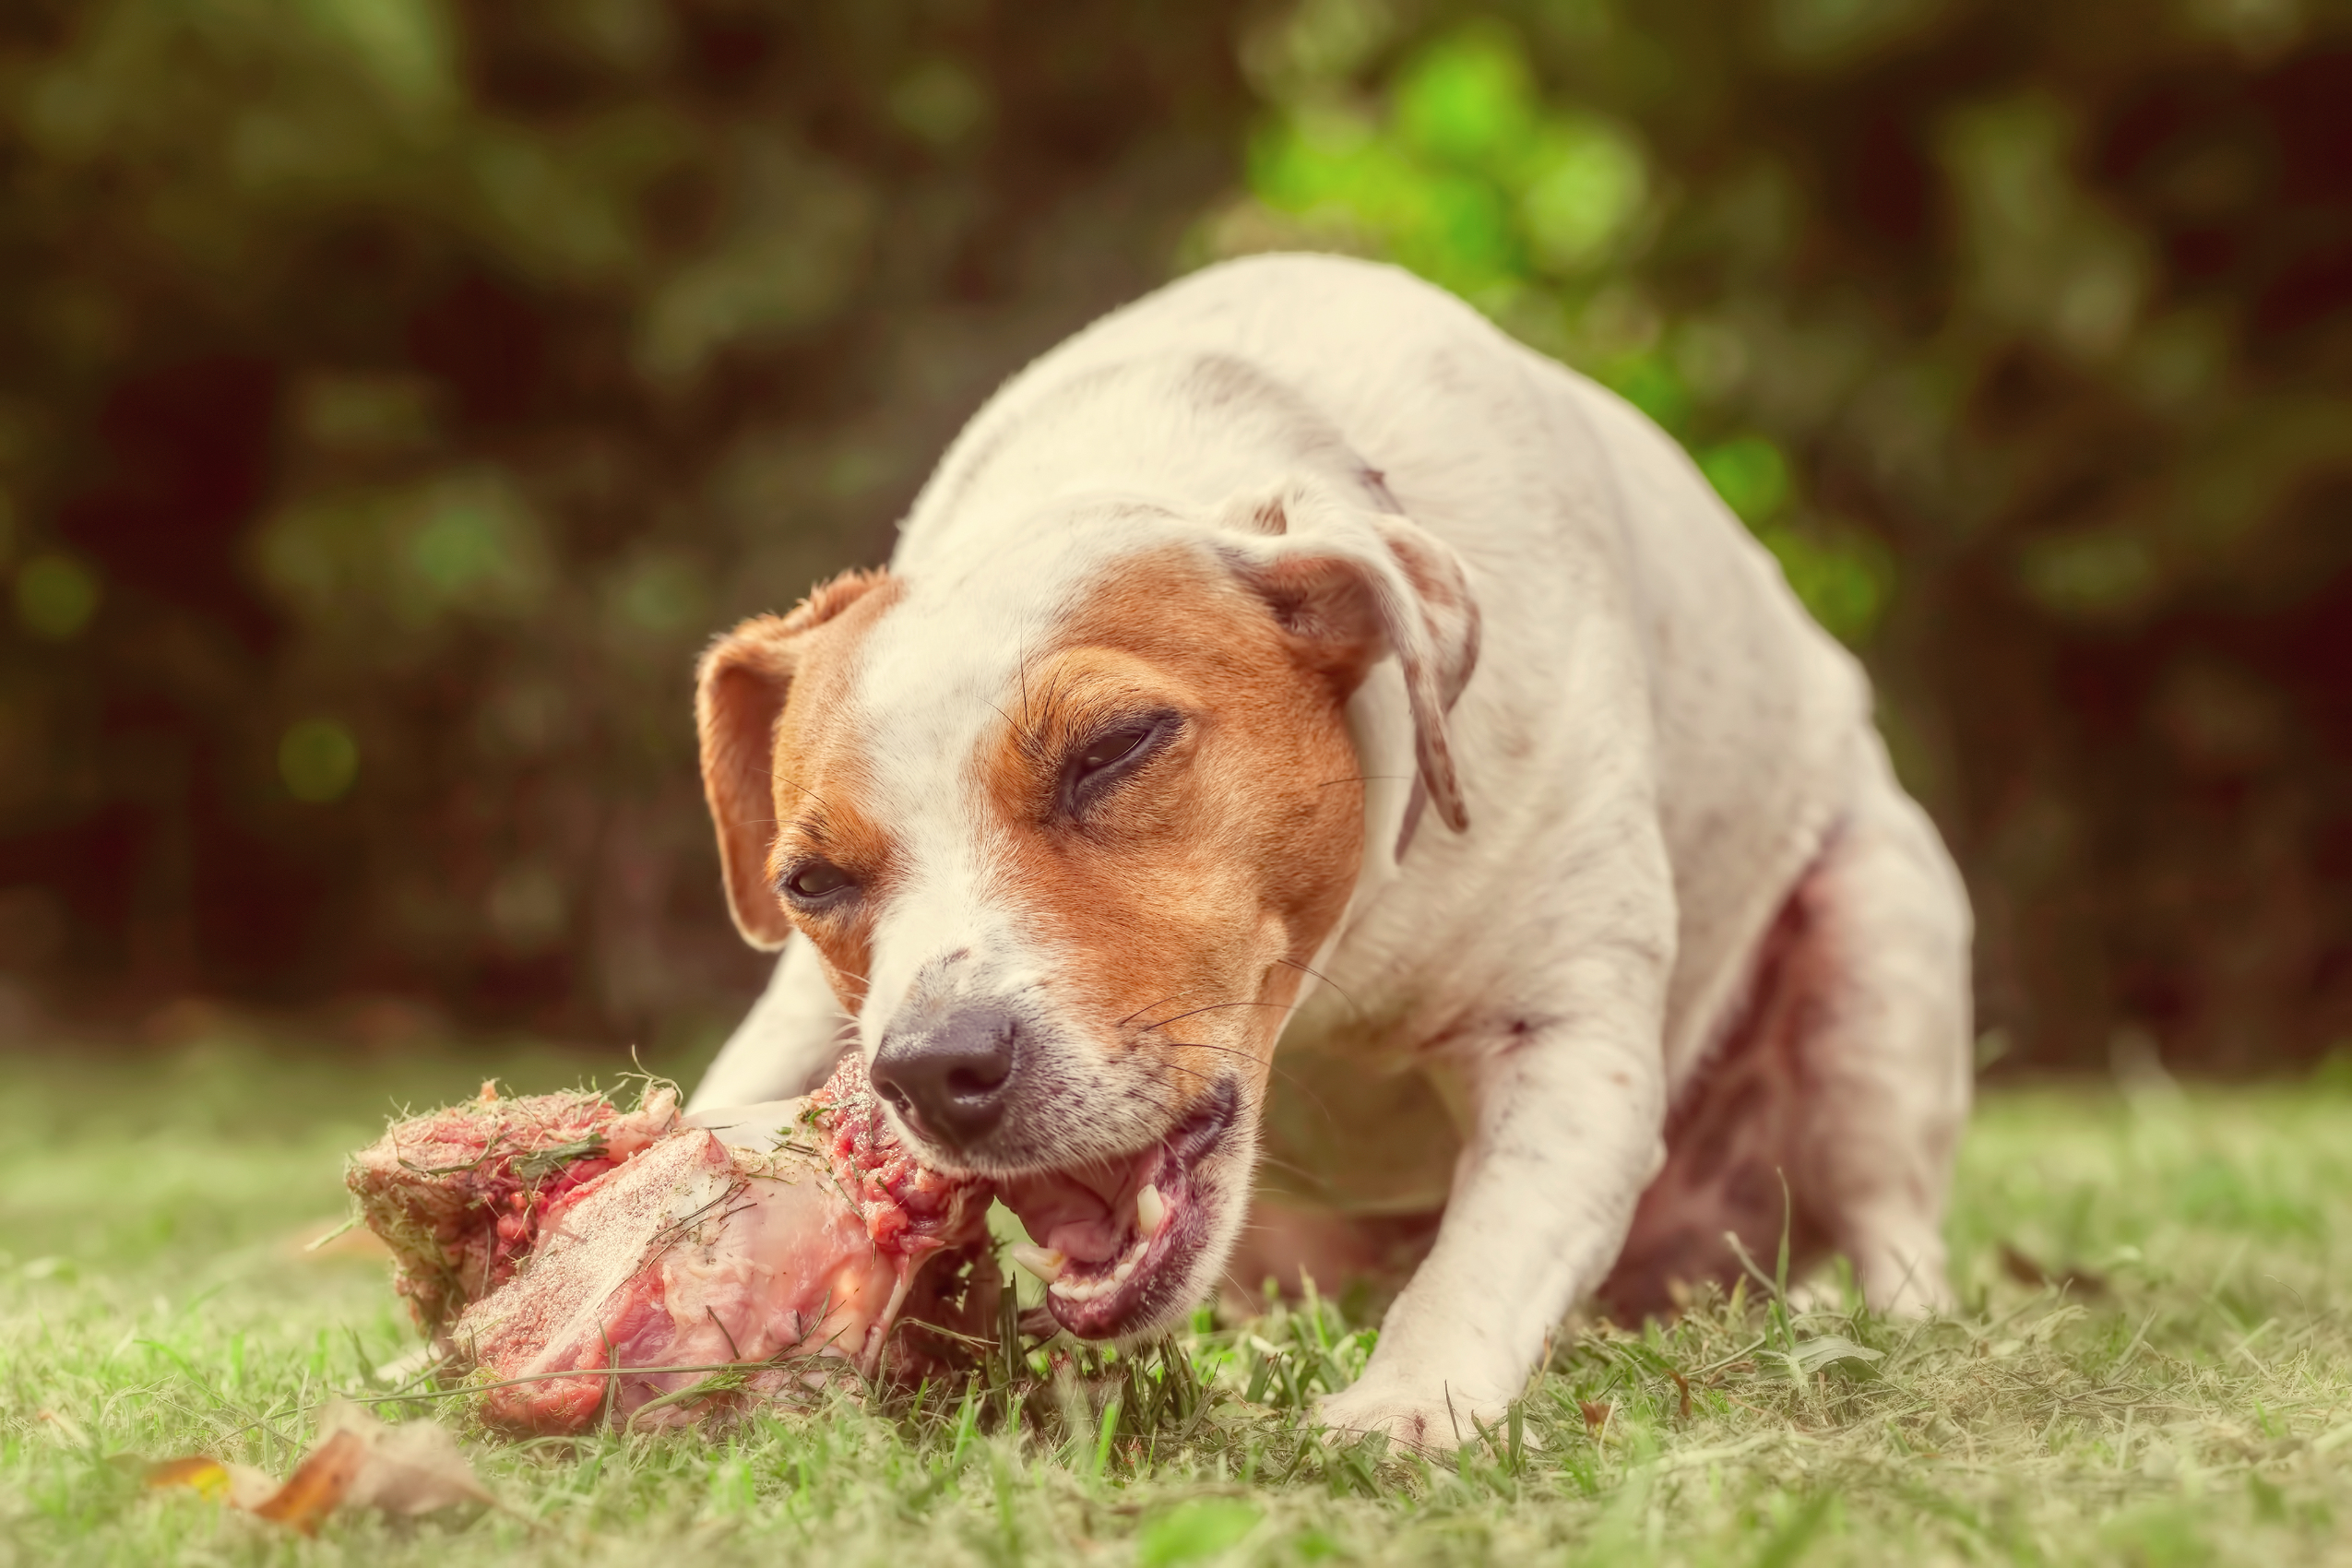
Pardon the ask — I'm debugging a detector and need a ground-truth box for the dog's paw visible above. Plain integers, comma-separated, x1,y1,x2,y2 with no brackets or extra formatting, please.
1316,1374,1507,1455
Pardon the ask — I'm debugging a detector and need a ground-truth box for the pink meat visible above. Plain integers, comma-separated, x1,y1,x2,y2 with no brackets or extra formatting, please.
345,1081,682,1336
350,1055,996,1433
805,1052,979,1251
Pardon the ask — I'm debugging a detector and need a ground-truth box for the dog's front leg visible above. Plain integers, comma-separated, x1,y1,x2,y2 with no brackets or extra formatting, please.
1319,980,1668,1451
687,936,854,1111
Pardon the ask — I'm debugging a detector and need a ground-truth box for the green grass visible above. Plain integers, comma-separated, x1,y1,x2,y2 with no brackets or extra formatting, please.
6,1039,2352,1565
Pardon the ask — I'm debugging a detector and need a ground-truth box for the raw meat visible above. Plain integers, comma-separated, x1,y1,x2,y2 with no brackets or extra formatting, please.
346,1079,683,1336
348,1057,997,1433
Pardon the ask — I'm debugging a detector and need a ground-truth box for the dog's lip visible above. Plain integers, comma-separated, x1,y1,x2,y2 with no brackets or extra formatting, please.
995,1080,1237,1340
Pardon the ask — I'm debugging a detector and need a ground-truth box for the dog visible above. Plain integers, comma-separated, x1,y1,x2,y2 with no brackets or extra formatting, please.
683,253,1972,1449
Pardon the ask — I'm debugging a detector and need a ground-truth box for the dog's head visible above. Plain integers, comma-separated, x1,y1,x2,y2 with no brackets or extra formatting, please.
695,474,1478,1340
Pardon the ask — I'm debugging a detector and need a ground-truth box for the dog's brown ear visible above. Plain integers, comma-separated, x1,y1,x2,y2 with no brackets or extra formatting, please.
1214,479,1481,833
695,568,889,948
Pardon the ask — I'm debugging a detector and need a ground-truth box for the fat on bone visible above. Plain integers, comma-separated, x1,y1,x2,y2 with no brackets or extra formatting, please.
350,1056,997,1434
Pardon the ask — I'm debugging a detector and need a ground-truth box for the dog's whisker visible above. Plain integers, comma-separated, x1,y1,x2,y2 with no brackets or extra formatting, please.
759,771,837,819
1123,1064,1213,1097
1118,992,1195,1029
1131,1034,1260,1066
1274,956,1360,1019
1139,999,1290,1031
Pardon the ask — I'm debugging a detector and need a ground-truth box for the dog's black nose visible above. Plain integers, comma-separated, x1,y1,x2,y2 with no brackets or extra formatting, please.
871,1005,1017,1150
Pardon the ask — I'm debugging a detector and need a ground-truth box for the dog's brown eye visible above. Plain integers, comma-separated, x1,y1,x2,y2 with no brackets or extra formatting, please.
1058,715,1175,817
1077,728,1149,775
783,861,852,902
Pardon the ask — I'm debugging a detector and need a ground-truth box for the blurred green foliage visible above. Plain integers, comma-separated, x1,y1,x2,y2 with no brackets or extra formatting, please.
1235,18,1874,633
15,553,101,641
0,0,2346,1067
277,719,359,805
0,0,1253,1042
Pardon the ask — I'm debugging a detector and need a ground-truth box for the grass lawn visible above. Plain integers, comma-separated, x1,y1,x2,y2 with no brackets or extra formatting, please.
6,1038,2352,1566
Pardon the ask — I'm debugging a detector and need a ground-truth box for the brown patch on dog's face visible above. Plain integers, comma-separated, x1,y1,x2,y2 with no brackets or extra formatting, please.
695,569,901,1002
698,529,1436,1342
977,543,1372,1115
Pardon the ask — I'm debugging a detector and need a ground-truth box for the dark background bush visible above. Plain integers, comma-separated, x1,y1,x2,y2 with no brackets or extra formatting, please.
1,0,2345,1071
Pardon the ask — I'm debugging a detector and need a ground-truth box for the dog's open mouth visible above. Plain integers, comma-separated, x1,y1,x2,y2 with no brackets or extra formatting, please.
993,1080,1236,1340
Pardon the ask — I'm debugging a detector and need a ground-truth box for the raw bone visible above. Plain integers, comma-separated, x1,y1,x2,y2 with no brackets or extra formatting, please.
348,1057,996,1433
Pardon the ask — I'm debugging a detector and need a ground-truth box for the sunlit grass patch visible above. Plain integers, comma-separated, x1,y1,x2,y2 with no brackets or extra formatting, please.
6,1043,2352,1564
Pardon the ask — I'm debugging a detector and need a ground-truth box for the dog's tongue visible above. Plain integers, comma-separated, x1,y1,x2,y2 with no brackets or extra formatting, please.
997,1170,1127,1264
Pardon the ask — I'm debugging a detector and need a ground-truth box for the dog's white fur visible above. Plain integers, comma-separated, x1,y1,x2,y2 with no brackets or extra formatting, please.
690,254,1972,1448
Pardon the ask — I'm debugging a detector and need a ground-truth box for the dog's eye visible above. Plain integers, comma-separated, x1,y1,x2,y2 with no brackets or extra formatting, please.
1076,727,1150,776
782,861,853,903
1058,717,1171,816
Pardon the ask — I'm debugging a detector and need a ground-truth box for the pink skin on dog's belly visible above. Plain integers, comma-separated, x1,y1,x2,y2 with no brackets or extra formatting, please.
1598,862,1836,1320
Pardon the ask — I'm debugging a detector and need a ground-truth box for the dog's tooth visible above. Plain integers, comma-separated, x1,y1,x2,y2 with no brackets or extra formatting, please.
1010,1243,1066,1285
1136,1182,1167,1236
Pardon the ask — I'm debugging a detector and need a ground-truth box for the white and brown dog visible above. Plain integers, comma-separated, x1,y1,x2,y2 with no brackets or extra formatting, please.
685,254,1972,1448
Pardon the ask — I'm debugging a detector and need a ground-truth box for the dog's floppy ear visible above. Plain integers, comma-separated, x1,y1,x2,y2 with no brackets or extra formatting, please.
695,568,889,949
1214,478,1481,833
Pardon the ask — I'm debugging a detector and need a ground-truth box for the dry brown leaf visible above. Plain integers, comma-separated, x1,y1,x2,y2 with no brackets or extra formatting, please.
145,1455,280,1511
315,1399,496,1516
143,1400,493,1535
252,1429,370,1535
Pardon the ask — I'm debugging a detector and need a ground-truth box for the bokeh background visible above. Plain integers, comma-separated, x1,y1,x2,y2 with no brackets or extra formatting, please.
0,0,2345,1073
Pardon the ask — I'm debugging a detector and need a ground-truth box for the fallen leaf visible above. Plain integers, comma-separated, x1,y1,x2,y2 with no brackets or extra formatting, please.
142,1401,493,1535
1580,1399,1612,1434
252,1431,369,1535
146,1455,279,1511
316,1399,495,1516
